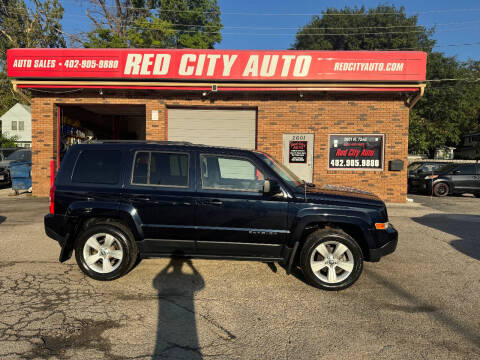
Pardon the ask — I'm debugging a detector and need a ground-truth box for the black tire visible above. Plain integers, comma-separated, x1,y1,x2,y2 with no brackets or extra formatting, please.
433,182,449,197
475,193,480,198
300,229,363,291
75,222,138,281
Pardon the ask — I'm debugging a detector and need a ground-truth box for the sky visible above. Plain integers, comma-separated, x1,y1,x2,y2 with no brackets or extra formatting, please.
60,0,480,61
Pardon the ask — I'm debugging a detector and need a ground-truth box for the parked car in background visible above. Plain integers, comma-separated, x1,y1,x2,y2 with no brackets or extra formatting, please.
0,148,18,161
408,161,448,192
0,166,9,186
0,148,32,186
45,141,397,291
416,163,480,197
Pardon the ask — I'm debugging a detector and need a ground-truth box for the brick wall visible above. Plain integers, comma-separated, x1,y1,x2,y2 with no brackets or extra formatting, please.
31,91,409,202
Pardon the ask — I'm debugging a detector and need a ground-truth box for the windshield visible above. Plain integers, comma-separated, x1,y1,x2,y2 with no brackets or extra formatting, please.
256,153,303,187
6,150,31,162
408,162,422,171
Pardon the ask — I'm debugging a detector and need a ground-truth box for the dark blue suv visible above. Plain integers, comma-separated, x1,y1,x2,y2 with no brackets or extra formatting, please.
45,141,397,290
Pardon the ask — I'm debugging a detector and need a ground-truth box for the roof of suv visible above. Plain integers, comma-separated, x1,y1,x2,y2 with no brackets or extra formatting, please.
77,140,261,154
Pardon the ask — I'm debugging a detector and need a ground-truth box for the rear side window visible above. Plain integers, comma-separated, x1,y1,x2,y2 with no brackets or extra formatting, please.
131,151,189,187
72,150,121,184
455,164,477,175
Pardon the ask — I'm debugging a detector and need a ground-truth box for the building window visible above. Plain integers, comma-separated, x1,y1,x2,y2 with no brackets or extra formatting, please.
18,121,24,131
12,121,17,130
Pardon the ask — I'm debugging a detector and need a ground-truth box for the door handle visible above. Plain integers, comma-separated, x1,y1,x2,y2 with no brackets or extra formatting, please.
135,196,151,201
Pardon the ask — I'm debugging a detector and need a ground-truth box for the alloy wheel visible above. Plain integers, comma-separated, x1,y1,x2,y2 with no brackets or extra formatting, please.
82,233,124,274
309,240,355,284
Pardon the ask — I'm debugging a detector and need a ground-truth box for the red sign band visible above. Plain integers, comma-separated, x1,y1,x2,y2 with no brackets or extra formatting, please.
7,49,426,82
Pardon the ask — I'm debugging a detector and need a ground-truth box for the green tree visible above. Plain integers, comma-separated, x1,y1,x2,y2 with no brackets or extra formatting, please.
411,54,480,156
83,0,222,49
153,0,222,49
292,4,434,52
0,132,18,148
0,0,65,115
292,4,480,157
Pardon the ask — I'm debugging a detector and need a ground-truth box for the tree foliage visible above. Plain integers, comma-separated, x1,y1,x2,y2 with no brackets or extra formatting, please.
0,0,65,116
83,0,222,49
0,132,18,148
292,5,435,52
292,4,480,157
411,55,480,156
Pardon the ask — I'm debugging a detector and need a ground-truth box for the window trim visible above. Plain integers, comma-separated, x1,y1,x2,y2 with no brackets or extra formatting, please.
199,153,265,193
11,121,17,131
130,150,190,189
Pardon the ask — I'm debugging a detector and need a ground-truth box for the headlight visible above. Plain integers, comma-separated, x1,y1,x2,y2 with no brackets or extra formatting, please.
425,175,438,180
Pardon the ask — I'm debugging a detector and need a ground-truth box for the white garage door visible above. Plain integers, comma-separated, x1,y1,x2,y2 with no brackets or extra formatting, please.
167,109,256,149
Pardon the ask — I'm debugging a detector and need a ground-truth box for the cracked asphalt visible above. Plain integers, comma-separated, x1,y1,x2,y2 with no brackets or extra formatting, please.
0,189,479,359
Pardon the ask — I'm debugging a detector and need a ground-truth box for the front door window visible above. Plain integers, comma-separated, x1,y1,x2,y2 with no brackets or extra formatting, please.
200,154,265,192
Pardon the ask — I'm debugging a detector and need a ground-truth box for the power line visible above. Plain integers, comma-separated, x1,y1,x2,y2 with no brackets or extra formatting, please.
52,28,480,50
62,23,479,37
57,2,480,16
59,15,480,31
426,78,480,82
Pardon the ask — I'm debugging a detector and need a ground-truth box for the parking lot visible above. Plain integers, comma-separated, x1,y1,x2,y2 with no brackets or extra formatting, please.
0,189,479,359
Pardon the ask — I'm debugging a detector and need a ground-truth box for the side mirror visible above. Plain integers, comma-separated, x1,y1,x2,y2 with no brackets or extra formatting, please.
453,170,461,175
263,179,281,195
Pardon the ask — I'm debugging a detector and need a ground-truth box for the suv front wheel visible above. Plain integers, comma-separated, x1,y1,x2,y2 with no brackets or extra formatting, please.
300,229,363,291
75,223,138,281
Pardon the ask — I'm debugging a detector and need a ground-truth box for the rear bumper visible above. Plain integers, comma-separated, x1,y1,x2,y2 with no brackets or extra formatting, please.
44,214,66,246
45,214,73,262
368,225,398,262
409,178,428,192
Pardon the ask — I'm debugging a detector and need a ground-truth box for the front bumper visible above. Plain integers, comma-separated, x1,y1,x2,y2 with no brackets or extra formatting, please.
0,171,10,185
368,224,398,262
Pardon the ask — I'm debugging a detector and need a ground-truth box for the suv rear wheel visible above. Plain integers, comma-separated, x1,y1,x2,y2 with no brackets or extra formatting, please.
75,223,138,281
300,229,363,291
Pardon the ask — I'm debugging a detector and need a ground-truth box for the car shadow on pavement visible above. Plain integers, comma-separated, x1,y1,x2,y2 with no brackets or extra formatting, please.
0,216,5,225
412,214,480,261
152,258,205,359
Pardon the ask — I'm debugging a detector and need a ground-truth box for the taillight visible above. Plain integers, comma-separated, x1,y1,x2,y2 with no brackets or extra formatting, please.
49,185,56,214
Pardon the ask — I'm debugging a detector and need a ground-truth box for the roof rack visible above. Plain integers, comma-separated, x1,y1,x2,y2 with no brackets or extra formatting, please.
89,140,193,145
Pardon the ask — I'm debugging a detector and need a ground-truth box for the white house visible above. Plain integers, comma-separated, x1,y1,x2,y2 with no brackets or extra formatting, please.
0,103,31,147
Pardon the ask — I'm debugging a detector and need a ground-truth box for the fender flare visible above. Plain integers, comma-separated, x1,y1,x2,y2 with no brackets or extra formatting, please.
59,201,144,262
285,209,374,274
431,179,453,193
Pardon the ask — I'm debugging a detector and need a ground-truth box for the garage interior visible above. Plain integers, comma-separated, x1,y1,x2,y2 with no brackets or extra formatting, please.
59,104,146,158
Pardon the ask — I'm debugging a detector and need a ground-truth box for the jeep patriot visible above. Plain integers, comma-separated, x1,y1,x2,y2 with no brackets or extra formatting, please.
45,141,397,290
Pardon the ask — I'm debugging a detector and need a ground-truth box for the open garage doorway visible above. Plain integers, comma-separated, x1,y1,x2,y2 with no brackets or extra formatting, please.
58,104,146,161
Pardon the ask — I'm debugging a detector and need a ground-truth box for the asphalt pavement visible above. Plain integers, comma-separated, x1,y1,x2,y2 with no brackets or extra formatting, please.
0,189,479,359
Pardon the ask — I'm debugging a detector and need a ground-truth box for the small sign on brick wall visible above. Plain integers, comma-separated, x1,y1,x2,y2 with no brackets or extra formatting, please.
152,110,158,121
328,134,384,170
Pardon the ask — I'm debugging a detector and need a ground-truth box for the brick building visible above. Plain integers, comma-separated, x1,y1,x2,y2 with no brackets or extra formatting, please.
7,49,426,202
